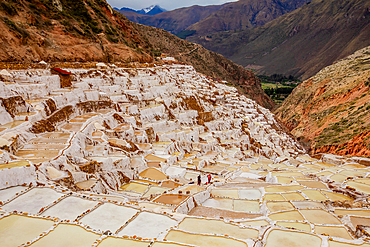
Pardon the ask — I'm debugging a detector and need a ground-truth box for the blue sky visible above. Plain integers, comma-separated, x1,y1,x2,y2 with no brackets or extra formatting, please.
106,0,238,11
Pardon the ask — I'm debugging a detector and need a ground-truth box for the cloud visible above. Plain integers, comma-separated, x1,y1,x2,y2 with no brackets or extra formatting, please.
107,0,238,11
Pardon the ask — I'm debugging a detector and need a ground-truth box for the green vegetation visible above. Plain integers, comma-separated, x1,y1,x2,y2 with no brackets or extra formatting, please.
258,74,300,103
176,30,196,39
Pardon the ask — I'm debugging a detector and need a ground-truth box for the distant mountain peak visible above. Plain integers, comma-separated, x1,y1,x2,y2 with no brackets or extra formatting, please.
142,5,156,14
116,5,166,15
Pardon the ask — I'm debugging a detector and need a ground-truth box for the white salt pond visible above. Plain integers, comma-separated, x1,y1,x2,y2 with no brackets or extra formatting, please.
41,196,99,221
118,211,177,239
1,188,64,214
80,203,138,233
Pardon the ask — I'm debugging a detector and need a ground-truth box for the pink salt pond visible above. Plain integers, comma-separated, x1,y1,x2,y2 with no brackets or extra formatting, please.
153,194,189,206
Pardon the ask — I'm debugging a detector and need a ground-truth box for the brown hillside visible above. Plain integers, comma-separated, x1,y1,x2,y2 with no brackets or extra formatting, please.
189,0,370,80
186,0,307,36
275,46,370,157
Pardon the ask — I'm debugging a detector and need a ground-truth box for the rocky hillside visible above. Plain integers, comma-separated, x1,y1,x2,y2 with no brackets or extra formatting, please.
0,0,273,109
186,0,307,36
189,0,370,80
119,4,224,35
275,46,370,157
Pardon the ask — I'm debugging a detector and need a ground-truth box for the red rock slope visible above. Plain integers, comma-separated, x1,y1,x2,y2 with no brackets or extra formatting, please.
275,46,370,157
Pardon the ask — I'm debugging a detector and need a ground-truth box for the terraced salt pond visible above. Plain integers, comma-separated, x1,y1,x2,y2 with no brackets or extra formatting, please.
0,65,370,246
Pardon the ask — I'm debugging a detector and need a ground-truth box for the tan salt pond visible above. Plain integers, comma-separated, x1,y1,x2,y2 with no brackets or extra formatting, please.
15,149,60,159
143,186,168,198
330,174,348,183
292,201,325,209
342,163,367,169
277,221,311,232
322,191,353,201
30,224,99,247
139,168,167,181
240,219,269,226
153,194,189,206
354,178,370,185
0,215,55,246
265,185,304,193
271,172,304,177
145,154,167,162
298,155,317,162
98,237,149,247
300,209,341,224
316,171,333,177
314,225,353,240
0,160,30,170
120,182,149,193
0,120,25,129
276,176,295,184
166,229,248,247
60,122,83,132
76,179,97,190
350,216,370,228
233,200,260,212
211,189,239,198
298,180,328,189
347,181,370,194
180,184,205,194
282,192,305,201
301,189,327,201
269,210,304,221
264,193,286,201
179,217,259,239
266,202,295,212
335,209,370,217
340,170,365,178
264,229,322,247
161,180,181,189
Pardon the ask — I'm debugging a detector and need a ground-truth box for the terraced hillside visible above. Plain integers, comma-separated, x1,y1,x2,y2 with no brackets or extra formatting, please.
0,63,370,246
276,46,370,157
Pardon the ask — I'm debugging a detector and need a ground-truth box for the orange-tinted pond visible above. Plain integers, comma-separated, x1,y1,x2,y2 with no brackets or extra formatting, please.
139,168,167,181
153,194,189,206
161,180,181,189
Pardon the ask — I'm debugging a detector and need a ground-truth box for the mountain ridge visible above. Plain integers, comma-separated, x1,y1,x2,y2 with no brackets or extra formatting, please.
188,0,370,80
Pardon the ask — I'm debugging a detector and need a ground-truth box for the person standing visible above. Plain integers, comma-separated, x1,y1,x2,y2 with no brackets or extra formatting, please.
197,174,201,186
207,174,211,184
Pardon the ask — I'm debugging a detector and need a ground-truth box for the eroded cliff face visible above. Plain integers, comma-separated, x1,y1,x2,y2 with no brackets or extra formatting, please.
276,46,370,157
